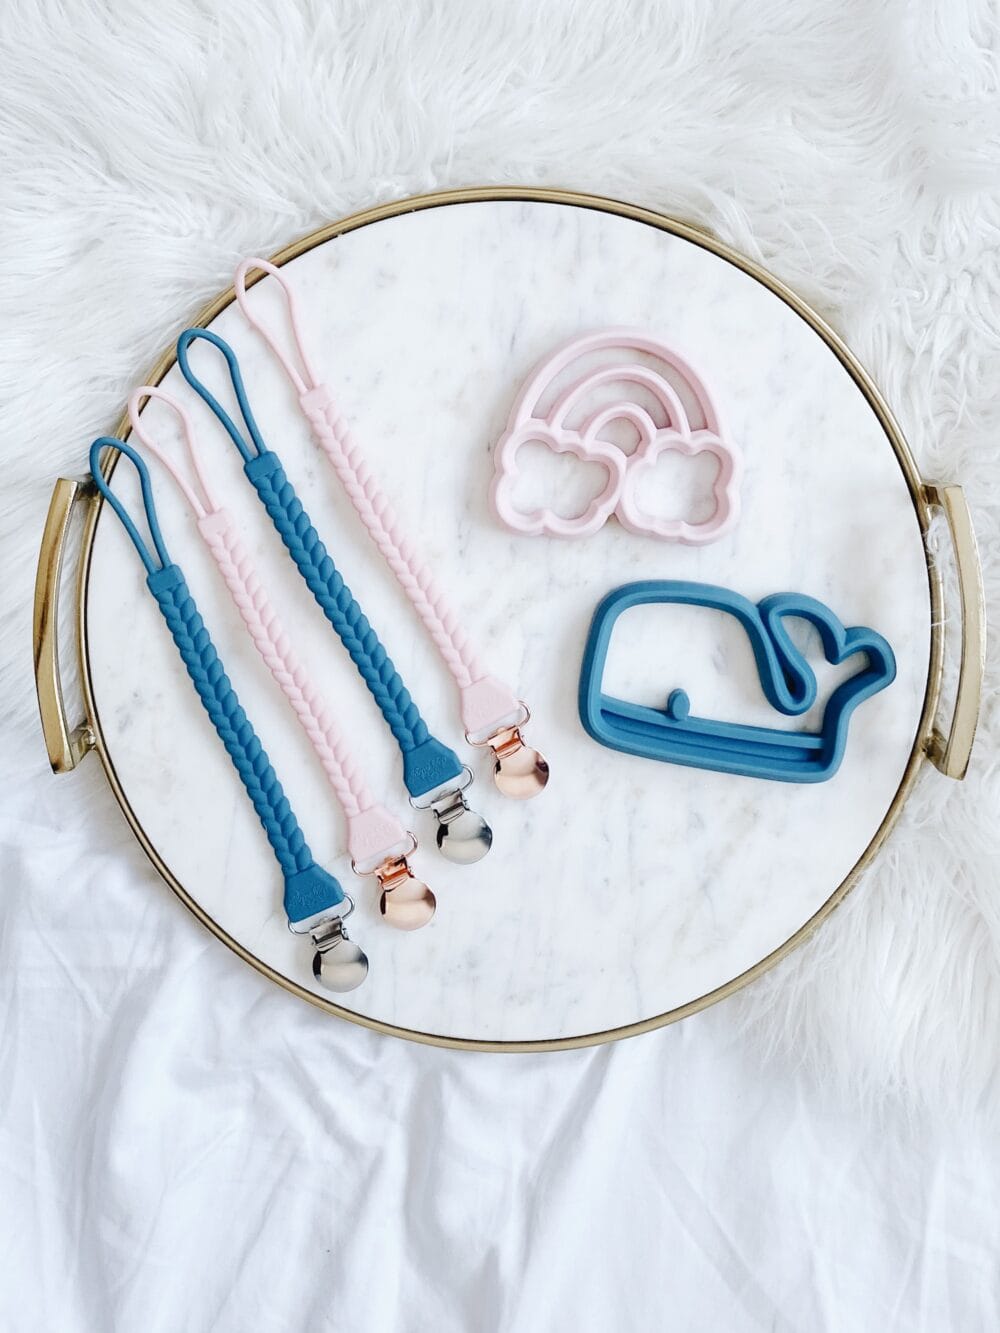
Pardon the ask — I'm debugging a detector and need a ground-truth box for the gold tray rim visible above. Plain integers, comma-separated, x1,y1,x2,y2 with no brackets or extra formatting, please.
75,185,943,1053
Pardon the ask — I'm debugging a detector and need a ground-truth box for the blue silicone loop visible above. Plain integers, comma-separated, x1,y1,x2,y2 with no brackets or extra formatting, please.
176,328,266,463
89,438,345,923
579,580,896,784
89,438,171,574
174,328,464,800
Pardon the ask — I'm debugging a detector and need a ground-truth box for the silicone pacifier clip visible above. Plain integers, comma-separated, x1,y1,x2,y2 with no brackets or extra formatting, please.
174,330,491,865
89,437,369,989
233,258,549,800
128,388,434,930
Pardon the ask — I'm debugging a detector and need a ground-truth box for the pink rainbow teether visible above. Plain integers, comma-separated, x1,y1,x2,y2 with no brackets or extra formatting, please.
491,329,743,543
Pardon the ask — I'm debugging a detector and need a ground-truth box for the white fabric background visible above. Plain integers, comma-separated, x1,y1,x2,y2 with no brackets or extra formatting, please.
3,2,999,1329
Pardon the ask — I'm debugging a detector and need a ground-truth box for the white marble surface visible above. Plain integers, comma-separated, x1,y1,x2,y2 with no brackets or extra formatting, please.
85,200,931,1044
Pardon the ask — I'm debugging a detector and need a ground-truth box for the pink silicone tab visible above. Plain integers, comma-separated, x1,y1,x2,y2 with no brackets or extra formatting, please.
347,804,413,874
490,329,743,543
459,675,525,741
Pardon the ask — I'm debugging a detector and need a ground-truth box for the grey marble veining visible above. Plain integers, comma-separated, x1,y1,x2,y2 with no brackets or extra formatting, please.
86,201,930,1043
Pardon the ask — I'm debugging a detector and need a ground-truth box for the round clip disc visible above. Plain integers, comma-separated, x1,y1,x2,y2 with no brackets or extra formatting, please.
312,939,370,993
436,809,493,864
380,878,437,930
494,746,550,800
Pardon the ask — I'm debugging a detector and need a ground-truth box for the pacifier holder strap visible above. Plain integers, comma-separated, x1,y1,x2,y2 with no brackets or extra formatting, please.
174,330,491,863
233,259,548,798
87,437,357,941
126,390,424,890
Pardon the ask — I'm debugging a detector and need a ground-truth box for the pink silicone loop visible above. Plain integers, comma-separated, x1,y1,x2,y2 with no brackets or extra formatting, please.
235,259,524,734
128,386,220,518
234,258,319,396
128,387,410,855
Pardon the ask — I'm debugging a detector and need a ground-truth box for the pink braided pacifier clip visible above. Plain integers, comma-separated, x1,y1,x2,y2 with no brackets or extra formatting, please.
127,386,436,930
233,258,549,800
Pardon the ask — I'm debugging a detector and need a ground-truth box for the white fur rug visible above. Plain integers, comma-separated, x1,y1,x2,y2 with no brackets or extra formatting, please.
3,1,999,1326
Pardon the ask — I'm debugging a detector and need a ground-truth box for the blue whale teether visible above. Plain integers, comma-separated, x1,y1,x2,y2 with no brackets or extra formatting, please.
579,581,897,783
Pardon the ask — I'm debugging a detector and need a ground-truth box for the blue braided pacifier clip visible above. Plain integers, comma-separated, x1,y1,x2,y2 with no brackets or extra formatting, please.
89,437,369,992
175,328,492,865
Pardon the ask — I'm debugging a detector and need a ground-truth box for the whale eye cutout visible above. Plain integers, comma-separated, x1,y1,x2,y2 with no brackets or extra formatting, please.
490,330,743,543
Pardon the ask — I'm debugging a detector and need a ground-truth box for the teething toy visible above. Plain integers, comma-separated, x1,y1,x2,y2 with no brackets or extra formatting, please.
175,330,492,865
492,330,742,544
580,581,896,782
128,387,435,930
89,437,369,990
232,258,549,801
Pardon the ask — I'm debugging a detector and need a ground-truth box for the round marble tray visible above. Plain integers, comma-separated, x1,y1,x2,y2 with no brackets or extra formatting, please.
77,191,940,1049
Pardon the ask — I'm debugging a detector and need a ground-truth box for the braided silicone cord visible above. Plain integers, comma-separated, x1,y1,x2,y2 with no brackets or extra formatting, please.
301,389,487,690
234,259,492,694
248,453,430,756
87,438,317,882
151,565,312,878
202,514,374,818
174,327,441,760
90,438,347,922
128,387,375,821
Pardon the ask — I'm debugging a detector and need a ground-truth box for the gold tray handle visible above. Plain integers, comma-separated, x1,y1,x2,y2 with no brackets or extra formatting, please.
924,483,985,779
33,477,97,773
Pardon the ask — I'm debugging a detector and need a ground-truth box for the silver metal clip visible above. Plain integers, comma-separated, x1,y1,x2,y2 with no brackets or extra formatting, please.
430,787,493,863
413,767,492,864
310,904,369,992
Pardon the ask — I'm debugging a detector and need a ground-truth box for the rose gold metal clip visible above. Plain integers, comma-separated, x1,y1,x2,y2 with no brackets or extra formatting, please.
470,707,550,800
373,852,436,930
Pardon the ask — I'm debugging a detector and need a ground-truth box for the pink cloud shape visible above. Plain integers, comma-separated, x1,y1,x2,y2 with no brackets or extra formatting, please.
489,422,626,538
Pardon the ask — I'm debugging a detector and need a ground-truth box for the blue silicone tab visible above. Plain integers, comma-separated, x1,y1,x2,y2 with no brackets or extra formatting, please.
90,437,344,923
579,580,896,784
402,737,468,799
175,327,465,801
283,864,347,926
